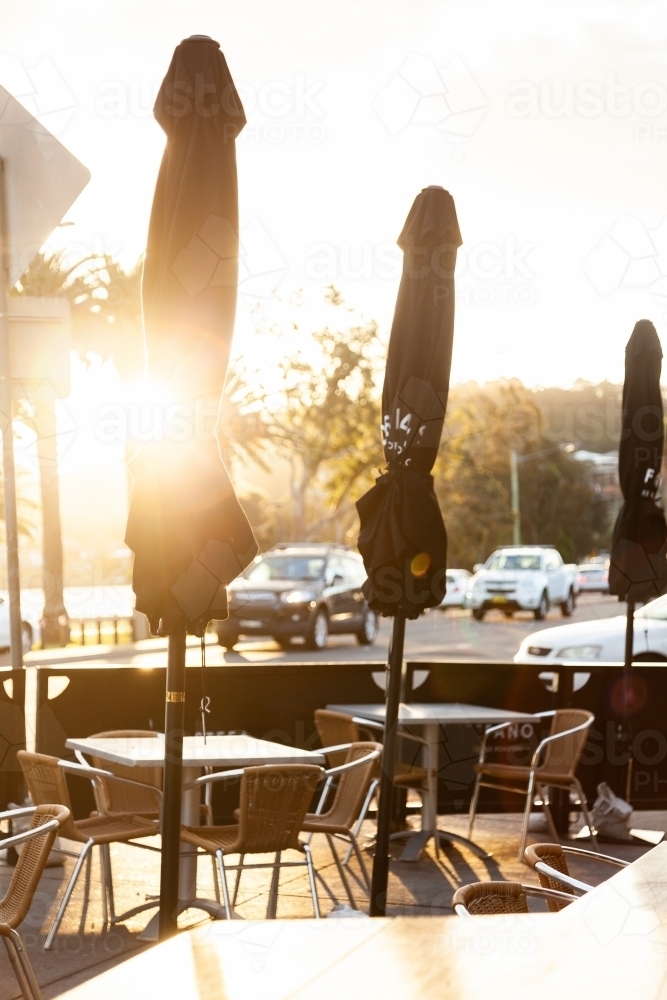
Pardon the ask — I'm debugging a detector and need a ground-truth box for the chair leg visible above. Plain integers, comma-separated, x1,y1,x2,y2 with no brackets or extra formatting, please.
349,833,371,890
536,783,562,846
45,839,94,950
267,853,281,919
215,850,232,919
468,774,482,839
518,773,536,862
573,779,598,849
232,854,244,908
99,847,108,928
343,779,377,866
325,834,356,908
304,843,320,919
211,854,221,904
4,932,42,1000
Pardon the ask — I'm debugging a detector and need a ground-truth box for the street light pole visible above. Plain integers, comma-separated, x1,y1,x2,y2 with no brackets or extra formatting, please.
510,449,520,545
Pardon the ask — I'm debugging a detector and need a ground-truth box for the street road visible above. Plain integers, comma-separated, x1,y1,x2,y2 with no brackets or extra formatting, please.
15,593,623,669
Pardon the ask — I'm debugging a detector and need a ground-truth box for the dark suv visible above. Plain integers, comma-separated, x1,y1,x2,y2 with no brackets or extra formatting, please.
215,543,379,651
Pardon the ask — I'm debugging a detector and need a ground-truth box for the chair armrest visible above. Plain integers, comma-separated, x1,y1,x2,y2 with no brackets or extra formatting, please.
58,760,163,804
521,883,580,904
529,718,593,771
561,845,628,868
184,768,245,790
351,716,428,748
0,805,35,824
475,720,517,764
0,817,60,852
534,862,593,894
325,748,381,777
319,743,354,756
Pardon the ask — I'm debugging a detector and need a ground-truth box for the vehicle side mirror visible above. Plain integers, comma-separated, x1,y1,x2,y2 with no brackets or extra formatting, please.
473,564,483,573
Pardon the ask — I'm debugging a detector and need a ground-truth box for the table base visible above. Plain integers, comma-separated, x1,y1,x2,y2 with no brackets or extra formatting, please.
391,827,493,862
130,898,229,943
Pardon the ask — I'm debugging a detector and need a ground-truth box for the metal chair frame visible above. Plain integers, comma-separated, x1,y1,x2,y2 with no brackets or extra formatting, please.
0,806,67,1000
468,710,597,861
183,764,324,920
526,842,629,894
453,880,577,916
302,744,382,907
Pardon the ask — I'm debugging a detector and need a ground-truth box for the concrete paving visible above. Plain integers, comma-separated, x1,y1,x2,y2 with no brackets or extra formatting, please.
0,808,660,999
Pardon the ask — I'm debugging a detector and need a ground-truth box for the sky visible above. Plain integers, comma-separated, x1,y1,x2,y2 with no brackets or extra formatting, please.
2,0,667,397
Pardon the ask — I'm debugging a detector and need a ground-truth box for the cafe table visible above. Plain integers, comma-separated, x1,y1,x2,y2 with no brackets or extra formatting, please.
58,842,667,1000
327,702,538,861
66,734,325,938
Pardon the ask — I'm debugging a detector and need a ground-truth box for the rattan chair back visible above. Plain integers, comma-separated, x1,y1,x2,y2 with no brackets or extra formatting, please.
538,709,593,778
236,764,322,854
17,751,81,842
314,710,359,768
317,743,382,830
88,730,162,816
0,804,69,931
453,881,530,915
524,843,572,910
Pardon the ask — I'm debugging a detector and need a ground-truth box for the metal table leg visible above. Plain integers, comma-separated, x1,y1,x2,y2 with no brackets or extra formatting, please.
396,723,492,862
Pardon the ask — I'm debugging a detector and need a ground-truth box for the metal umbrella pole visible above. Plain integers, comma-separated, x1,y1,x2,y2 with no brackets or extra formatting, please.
158,620,187,939
0,159,24,673
370,610,405,917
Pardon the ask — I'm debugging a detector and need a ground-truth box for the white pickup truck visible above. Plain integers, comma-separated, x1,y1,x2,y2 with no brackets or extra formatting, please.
465,546,578,621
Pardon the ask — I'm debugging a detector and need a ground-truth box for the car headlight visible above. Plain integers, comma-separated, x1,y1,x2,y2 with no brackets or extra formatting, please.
557,645,602,660
280,590,316,604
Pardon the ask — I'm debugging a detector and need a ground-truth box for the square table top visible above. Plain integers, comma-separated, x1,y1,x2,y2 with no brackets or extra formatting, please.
327,702,538,727
66,734,326,769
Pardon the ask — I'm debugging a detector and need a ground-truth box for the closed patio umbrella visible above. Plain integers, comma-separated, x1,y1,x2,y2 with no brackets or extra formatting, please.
124,36,257,938
356,185,461,915
609,319,667,799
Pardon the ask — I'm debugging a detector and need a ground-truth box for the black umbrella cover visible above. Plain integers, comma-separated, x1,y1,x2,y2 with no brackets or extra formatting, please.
609,319,667,601
357,186,461,618
125,37,257,635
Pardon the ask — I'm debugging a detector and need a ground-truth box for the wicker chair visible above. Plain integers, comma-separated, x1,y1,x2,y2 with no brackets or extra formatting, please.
524,842,629,910
0,804,69,1000
452,879,576,916
314,709,429,858
17,750,159,949
181,763,323,920
301,743,382,908
468,709,596,861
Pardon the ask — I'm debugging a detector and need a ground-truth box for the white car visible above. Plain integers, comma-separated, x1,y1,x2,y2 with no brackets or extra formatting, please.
466,546,578,621
576,564,609,593
515,593,667,664
440,569,472,609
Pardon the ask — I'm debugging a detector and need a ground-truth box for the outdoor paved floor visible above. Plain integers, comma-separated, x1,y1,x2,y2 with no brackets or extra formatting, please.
0,809,661,999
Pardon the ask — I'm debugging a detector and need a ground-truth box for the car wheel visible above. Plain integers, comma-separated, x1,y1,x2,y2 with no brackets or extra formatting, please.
503,610,514,619
560,588,575,617
305,609,329,651
472,609,485,621
217,632,238,650
276,637,293,650
21,622,33,654
356,609,378,645
632,652,667,662
534,592,549,621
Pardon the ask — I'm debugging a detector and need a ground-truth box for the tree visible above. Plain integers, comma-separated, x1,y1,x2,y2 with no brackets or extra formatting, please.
436,382,609,567
12,251,143,643
264,298,383,542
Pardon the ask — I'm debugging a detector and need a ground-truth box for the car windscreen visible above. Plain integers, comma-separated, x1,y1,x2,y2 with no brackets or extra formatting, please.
245,556,326,582
639,595,667,620
485,553,541,571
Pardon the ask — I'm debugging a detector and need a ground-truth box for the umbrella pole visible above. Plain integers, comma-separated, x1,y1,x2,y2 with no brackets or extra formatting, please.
624,598,635,802
370,609,405,917
159,620,187,940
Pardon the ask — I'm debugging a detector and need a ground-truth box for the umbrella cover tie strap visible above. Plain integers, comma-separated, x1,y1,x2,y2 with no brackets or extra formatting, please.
200,634,210,744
